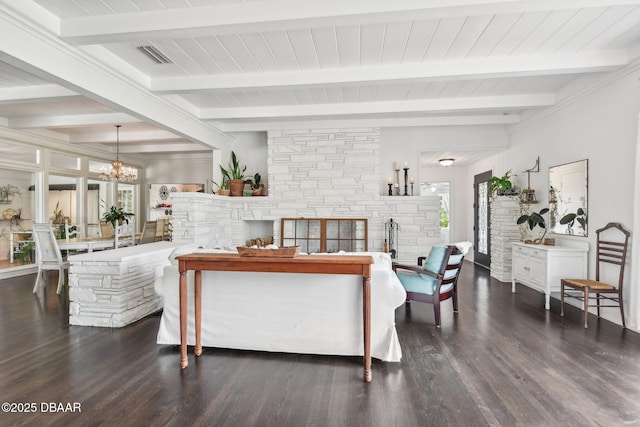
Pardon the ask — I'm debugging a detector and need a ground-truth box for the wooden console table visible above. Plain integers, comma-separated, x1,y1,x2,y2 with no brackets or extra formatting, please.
176,253,374,382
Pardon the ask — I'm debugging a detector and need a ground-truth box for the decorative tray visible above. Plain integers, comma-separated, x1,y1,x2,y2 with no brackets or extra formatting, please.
237,246,300,258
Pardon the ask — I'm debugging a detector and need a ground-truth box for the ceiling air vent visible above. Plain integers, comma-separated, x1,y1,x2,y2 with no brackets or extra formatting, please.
136,45,173,65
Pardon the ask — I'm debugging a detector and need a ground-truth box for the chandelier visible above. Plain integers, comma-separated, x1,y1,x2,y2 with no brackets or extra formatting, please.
100,125,137,182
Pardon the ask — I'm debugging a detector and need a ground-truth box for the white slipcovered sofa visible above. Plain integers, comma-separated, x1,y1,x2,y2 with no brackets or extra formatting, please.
154,247,407,362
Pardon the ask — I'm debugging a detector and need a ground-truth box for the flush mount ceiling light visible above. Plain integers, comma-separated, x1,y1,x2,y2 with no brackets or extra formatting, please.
439,158,455,167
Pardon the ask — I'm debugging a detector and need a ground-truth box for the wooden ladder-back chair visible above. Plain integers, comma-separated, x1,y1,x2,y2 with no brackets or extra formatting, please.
139,221,157,244
32,223,67,294
561,222,630,328
393,245,465,327
100,221,114,238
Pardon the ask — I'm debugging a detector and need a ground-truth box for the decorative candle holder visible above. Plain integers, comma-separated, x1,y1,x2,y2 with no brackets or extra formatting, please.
388,183,393,196
403,167,409,196
411,183,414,196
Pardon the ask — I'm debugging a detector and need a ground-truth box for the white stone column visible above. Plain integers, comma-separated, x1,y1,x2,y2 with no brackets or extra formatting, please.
490,196,521,282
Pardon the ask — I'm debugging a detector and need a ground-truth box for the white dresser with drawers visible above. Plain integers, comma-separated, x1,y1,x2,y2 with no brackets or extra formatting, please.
511,240,589,310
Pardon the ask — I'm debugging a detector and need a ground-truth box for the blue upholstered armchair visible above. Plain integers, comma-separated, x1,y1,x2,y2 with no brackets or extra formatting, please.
392,245,465,327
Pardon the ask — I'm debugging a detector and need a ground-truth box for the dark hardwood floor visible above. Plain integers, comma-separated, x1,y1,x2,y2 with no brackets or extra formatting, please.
1,263,640,427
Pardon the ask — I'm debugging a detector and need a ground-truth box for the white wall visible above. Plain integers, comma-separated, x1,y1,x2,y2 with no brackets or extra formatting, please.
470,66,640,325
226,132,268,185
501,67,640,243
142,132,267,220
144,152,214,185
381,126,510,260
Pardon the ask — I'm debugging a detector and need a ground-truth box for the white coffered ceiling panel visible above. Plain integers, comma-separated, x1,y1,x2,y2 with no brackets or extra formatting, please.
0,0,636,157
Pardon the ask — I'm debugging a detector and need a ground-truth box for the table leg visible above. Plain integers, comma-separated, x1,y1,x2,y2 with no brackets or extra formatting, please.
194,270,202,356
363,276,371,383
179,270,188,368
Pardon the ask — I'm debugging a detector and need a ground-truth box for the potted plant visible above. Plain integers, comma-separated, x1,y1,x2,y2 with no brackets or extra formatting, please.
211,177,230,196
15,240,35,264
517,207,549,244
52,201,64,224
220,151,247,197
488,170,518,196
103,205,134,227
247,172,265,196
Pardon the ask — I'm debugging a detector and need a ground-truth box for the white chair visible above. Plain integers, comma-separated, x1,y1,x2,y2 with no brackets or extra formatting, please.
115,222,135,248
32,223,67,294
64,221,84,242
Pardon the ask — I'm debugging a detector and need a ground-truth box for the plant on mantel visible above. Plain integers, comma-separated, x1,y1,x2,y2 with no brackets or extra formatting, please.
211,177,230,196
220,151,248,197
246,172,265,196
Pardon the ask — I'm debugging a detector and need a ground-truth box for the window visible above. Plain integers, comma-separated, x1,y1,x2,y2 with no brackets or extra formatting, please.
281,218,368,253
421,182,450,244
50,152,80,171
0,141,39,164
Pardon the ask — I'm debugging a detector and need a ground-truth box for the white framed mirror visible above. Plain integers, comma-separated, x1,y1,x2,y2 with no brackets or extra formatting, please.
549,159,588,236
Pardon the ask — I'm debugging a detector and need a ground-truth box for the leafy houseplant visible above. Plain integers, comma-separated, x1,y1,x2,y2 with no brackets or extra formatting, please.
103,205,134,227
248,172,264,196
52,201,64,224
517,207,549,244
488,170,518,196
211,177,230,196
220,151,247,196
16,240,35,264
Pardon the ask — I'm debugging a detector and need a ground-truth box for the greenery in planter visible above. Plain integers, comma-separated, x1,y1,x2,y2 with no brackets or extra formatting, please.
211,177,229,194
102,203,134,227
247,172,262,190
52,201,64,224
16,240,35,264
488,170,518,196
517,207,549,243
220,151,248,196
220,151,247,181
245,172,265,195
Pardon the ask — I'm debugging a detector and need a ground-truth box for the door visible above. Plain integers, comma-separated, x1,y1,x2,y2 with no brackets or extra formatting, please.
474,171,492,269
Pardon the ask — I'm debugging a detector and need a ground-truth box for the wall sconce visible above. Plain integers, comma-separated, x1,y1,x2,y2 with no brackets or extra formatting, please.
439,158,455,167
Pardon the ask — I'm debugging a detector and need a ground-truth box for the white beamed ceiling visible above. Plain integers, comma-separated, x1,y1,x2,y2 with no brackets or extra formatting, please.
0,0,639,162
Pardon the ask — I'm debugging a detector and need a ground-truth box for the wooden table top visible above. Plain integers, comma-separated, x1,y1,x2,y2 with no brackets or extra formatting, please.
176,253,374,276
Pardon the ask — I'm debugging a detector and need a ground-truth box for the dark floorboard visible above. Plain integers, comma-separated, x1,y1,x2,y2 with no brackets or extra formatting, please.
1,263,640,426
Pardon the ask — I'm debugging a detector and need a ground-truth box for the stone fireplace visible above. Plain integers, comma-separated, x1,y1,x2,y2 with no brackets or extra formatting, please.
171,127,441,264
